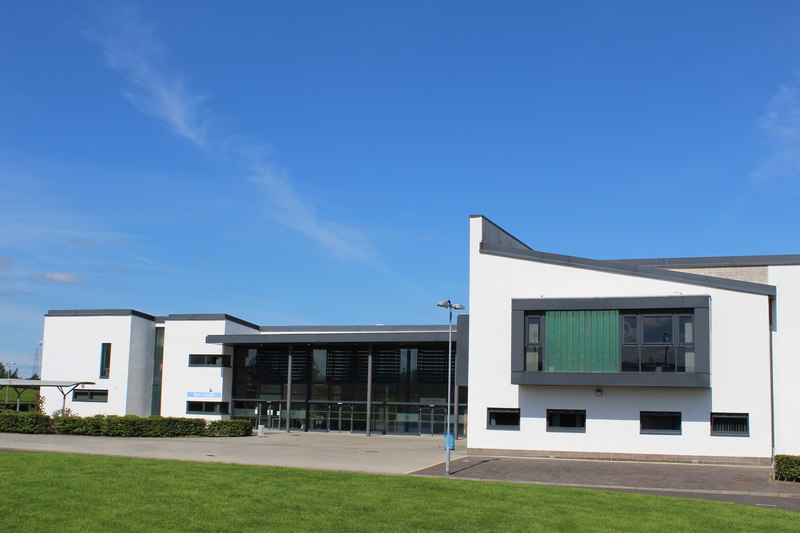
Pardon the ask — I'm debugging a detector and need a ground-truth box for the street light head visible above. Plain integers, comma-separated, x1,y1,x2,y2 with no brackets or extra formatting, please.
436,301,449,308
453,304,465,310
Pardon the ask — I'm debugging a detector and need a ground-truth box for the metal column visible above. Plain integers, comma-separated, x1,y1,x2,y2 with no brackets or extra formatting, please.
366,343,373,436
286,346,292,433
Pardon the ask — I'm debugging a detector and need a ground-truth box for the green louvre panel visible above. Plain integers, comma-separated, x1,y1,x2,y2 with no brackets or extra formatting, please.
544,310,619,372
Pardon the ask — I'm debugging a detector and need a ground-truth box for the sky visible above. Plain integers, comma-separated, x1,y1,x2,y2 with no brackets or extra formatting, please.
2,1,800,377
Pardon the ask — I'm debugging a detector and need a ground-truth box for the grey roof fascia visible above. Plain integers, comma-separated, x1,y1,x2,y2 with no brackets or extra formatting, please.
207,331,455,345
480,242,776,297
45,309,155,321
258,324,450,333
471,214,532,252
166,314,259,330
612,255,800,268
0,379,96,387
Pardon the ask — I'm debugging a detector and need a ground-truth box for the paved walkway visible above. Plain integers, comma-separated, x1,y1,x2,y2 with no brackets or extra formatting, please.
2,432,799,511
0,431,463,474
413,456,800,512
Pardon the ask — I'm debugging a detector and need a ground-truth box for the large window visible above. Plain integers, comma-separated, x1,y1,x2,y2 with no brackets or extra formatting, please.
640,411,681,434
73,389,108,403
99,343,111,379
186,401,229,414
621,313,694,372
523,311,694,373
711,413,749,436
487,408,520,430
546,409,586,432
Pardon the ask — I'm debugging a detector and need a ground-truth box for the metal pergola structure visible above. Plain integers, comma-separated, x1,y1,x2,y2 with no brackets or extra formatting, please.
0,379,95,412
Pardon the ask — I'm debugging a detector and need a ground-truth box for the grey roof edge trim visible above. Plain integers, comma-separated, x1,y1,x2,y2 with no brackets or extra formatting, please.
512,295,710,311
480,242,776,297
612,254,800,268
258,324,451,333
471,214,533,252
45,309,155,321
0,379,96,387
206,331,455,344
165,314,259,330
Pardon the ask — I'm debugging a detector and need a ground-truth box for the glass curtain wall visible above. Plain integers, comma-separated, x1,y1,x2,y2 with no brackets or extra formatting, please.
231,343,464,435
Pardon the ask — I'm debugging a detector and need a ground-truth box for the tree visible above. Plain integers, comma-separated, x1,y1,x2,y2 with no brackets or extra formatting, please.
0,363,19,379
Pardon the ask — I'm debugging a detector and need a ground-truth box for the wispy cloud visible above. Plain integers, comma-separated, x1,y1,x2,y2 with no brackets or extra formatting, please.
752,75,800,184
0,256,14,271
33,272,85,284
81,4,208,146
81,3,376,263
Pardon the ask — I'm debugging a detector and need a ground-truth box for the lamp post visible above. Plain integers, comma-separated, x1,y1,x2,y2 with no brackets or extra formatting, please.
437,300,464,476
3,361,16,408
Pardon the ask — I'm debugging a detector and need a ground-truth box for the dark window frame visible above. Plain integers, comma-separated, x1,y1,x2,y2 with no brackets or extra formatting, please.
711,412,749,437
99,342,111,379
640,411,682,435
511,296,710,388
73,389,109,403
487,408,520,430
620,311,694,373
186,401,229,414
188,354,232,367
546,409,586,433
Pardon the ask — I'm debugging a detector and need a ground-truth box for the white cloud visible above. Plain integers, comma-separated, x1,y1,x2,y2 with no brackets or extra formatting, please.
81,3,208,147
81,4,377,263
752,75,800,184
33,272,85,284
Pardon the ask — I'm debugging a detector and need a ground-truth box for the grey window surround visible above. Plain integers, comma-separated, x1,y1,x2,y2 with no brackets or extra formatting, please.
487,408,520,430
73,389,109,403
711,412,750,437
640,411,682,435
546,409,586,433
510,296,710,388
186,401,229,414
188,354,232,367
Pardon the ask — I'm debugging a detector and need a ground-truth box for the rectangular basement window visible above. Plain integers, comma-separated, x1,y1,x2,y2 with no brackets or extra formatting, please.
640,411,681,434
711,413,749,436
186,401,229,414
487,408,520,430
73,390,109,403
546,409,586,432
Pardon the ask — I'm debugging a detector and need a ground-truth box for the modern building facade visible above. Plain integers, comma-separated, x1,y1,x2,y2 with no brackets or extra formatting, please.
39,215,800,464
40,311,467,436
467,215,800,464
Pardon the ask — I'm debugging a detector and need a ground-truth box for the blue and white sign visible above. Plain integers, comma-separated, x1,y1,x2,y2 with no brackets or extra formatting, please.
187,391,222,399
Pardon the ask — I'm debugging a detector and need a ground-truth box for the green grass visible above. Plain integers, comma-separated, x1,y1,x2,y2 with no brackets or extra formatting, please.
0,452,796,532
0,386,37,405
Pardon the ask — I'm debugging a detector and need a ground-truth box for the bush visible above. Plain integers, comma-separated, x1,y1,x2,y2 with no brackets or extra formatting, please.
0,411,52,434
774,455,800,482
206,419,253,437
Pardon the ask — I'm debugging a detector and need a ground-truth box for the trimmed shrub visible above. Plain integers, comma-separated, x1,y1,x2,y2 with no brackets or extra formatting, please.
774,455,800,482
104,415,146,437
0,411,52,434
206,419,253,437
143,416,207,437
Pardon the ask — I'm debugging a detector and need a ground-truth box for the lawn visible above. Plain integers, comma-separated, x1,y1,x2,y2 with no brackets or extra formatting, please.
0,386,38,405
0,452,796,532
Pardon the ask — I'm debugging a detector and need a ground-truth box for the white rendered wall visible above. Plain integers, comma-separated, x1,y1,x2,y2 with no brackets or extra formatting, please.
40,314,154,416
159,318,257,420
467,217,773,459
769,265,800,455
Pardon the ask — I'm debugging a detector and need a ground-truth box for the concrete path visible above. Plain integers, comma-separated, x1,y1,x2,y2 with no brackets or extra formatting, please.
0,431,463,474
413,456,800,512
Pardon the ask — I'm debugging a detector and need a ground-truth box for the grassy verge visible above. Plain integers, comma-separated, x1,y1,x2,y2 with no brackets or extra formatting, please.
0,451,795,532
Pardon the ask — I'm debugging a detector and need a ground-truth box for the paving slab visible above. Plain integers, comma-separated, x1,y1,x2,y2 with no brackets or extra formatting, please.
412,456,800,512
0,431,464,474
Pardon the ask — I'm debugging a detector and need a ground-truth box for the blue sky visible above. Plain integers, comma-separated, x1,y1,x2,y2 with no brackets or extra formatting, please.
2,1,799,377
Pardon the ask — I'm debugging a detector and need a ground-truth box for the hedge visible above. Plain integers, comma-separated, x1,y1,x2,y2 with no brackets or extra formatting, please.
0,412,253,438
0,411,52,434
206,419,253,437
774,455,800,482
